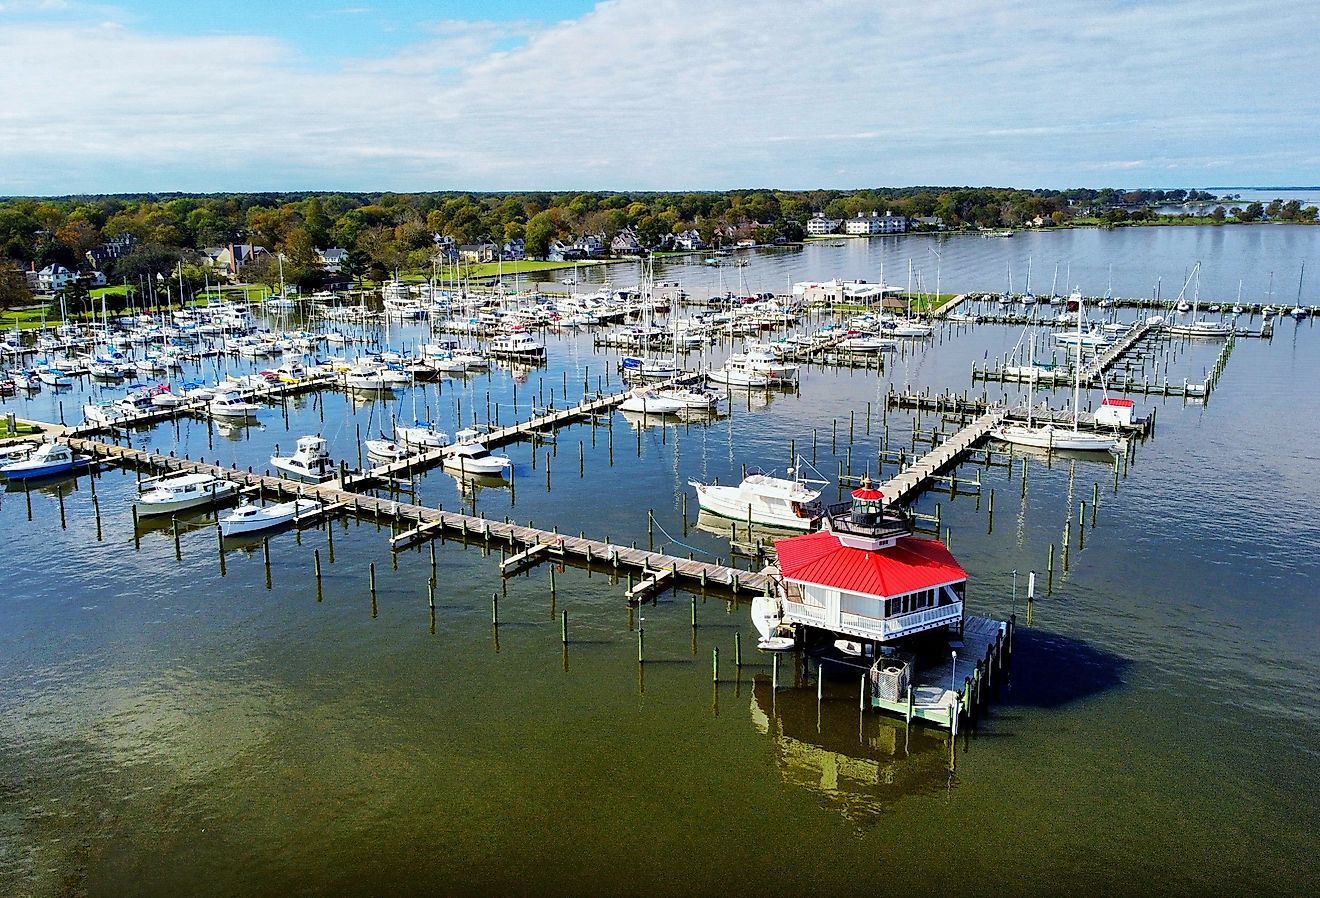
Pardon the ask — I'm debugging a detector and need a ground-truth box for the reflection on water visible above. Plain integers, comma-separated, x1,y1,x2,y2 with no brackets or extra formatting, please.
694,509,801,545
751,674,954,827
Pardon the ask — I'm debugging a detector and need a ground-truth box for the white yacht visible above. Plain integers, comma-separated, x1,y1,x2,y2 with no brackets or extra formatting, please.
488,329,546,360
209,390,260,419
443,429,512,475
688,467,826,531
344,364,388,391
270,435,335,482
135,472,239,516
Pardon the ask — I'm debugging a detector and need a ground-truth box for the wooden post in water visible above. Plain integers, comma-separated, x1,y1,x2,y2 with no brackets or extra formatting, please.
734,631,742,669
58,487,67,530
560,609,568,644
491,592,499,626
314,548,322,599
171,515,181,559
1078,502,1086,549
690,595,697,629
712,646,719,683
369,562,376,602
216,524,226,576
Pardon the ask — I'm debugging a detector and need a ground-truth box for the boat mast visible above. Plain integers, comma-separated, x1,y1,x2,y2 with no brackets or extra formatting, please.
1072,290,1083,432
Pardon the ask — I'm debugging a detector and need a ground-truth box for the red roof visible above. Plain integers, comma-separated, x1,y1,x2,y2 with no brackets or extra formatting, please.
851,487,884,500
774,531,966,598
1102,398,1134,407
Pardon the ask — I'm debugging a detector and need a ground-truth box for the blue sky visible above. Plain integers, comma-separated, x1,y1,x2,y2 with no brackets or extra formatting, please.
1,0,1317,195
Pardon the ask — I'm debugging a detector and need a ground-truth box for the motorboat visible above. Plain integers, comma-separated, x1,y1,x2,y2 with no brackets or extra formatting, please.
0,441,38,463
395,422,450,450
750,594,796,651
0,442,81,480
618,386,687,414
270,435,335,482
149,385,188,408
209,390,261,419
688,467,825,530
706,355,776,388
443,429,512,476
135,472,239,516
219,498,321,537
488,329,547,360
344,364,388,391
274,361,308,383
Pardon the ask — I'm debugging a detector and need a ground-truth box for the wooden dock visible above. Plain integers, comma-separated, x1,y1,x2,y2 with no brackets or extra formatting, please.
57,435,774,597
348,382,668,488
887,389,1153,435
877,409,1007,506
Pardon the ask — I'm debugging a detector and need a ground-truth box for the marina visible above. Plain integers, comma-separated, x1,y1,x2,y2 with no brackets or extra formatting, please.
3,227,1318,896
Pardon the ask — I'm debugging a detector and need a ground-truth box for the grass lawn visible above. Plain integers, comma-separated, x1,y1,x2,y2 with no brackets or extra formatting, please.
0,419,39,438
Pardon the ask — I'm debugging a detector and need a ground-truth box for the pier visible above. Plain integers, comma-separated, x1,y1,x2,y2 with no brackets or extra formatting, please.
57,436,776,597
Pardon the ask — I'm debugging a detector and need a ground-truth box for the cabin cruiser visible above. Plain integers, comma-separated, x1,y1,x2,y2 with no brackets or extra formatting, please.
688,466,826,530
442,429,512,476
270,435,335,482
209,390,261,419
0,442,81,480
488,329,546,360
135,472,239,516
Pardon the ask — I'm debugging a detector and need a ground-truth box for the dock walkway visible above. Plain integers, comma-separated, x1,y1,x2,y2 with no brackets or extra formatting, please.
878,409,1007,506
59,436,773,596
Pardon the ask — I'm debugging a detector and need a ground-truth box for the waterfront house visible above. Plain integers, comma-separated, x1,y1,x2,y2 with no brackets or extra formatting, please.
204,244,269,280
845,211,907,235
502,238,526,261
459,242,499,264
37,264,78,292
317,247,348,273
806,212,841,236
84,234,137,270
673,229,705,251
773,486,966,644
611,229,643,256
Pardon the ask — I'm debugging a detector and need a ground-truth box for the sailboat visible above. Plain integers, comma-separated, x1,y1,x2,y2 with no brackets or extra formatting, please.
890,261,933,337
995,291,1120,453
1165,263,1229,338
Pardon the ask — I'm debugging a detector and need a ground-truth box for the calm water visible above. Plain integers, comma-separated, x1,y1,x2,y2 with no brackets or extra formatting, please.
2,226,1318,897
565,223,1320,309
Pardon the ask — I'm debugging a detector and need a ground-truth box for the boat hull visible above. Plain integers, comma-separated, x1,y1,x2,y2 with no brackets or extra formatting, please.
691,483,817,530
135,481,239,516
995,424,1118,452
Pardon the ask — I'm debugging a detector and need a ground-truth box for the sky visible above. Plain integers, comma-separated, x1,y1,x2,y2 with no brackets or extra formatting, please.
0,0,1317,195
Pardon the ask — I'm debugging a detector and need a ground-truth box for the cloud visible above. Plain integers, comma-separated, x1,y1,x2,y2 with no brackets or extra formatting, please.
0,0,1317,193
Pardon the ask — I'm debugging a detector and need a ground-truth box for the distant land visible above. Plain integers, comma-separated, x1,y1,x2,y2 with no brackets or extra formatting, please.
2,185,1316,310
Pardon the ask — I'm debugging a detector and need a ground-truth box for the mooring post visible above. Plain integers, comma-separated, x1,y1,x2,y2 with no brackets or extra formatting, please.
712,646,719,683
561,609,568,644
734,631,742,669
491,592,499,626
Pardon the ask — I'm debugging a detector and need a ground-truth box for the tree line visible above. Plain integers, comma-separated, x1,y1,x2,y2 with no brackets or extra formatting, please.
1,186,1314,309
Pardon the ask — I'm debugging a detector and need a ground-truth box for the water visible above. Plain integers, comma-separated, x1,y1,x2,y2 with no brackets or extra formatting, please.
560,223,1320,308
2,225,1319,896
